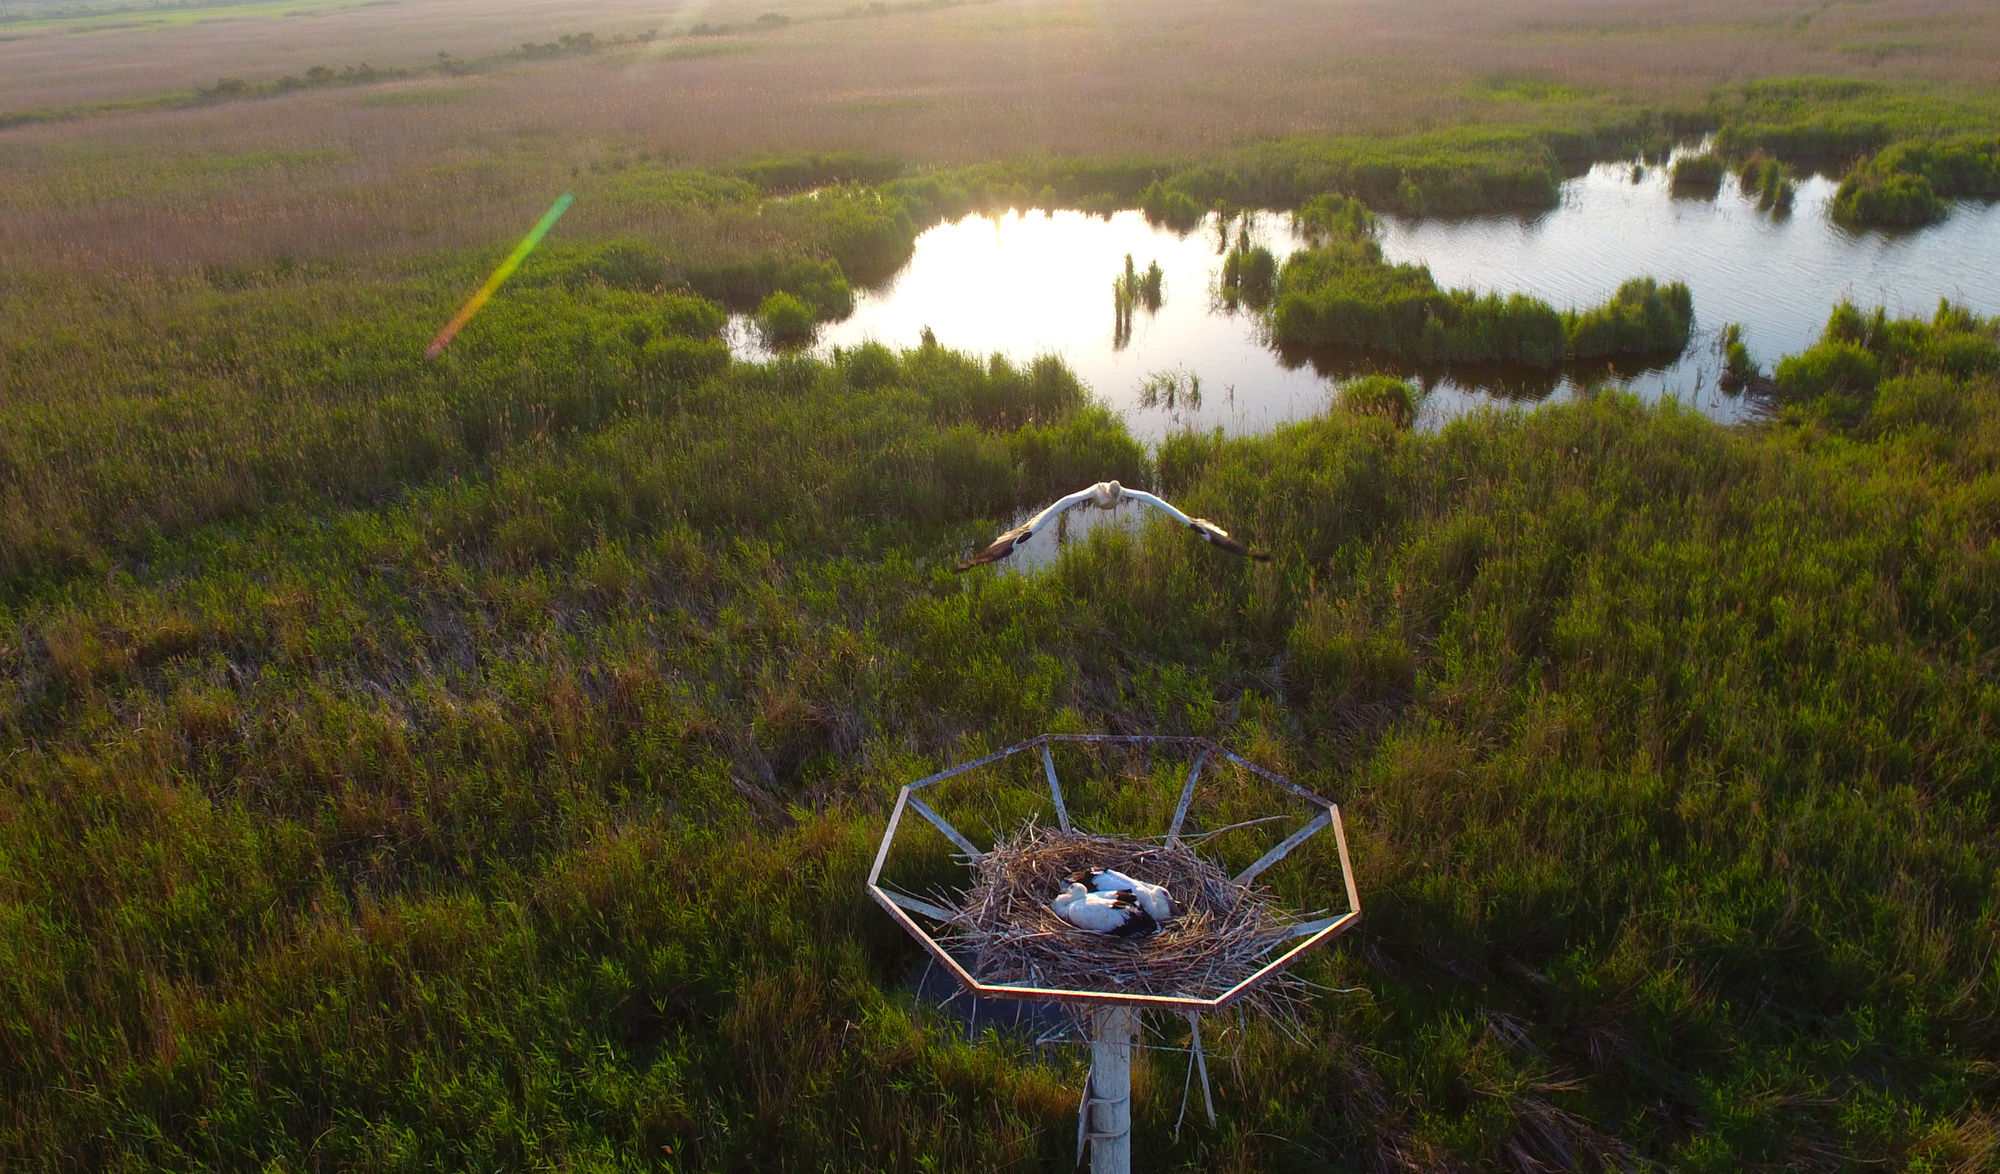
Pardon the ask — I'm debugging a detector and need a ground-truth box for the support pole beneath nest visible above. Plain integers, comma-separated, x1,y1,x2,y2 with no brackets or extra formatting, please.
1082,1005,1139,1173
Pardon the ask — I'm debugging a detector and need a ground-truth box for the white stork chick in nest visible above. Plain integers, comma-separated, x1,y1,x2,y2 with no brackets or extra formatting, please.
1072,867,1175,923
1051,882,1158,937
957,480,1270,570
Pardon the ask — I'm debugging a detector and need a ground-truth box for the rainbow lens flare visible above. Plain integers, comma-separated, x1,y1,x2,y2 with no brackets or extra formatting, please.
426,191,575,359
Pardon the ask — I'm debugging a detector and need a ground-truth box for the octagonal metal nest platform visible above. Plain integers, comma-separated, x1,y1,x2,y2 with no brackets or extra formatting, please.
867,734,1361,1013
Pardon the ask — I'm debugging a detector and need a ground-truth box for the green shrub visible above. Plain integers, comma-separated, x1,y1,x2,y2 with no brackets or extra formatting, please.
755,292,817,347
1139,180,1205,231
1931,331,2000,377
1292,193,1376,244
882,171,978,224
1887,136,2000,195
593,166,761,212
1271,241,1683,369
1832,169,1946,228
1830,136,2000,227
1705,77,1955,163
1338,374,1419,428
1773,340,1883,405
1865,372,1972,437
1720,323,1757,390
769,185,916,283
1737,155,1796,212
1832,135,2000,227
836,341,902,390
639,335,730,384
686,255,853,318
656,291,728,338
1246,126,1565,214
526,239,673,291
737,152,902,193
1564,278,1694,361
1111,255,1164,342
1221,244,1278,306
1670,153,1724,198
1816,298,2000,377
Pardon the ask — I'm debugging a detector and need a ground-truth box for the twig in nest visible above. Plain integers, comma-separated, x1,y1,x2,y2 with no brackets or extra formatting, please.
945,824,1307,1025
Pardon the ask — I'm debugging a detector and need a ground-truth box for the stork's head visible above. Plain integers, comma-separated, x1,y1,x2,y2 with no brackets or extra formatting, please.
1091,480,1124,509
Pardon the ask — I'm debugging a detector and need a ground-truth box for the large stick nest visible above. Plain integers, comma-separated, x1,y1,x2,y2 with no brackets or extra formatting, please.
946,824,1307,1013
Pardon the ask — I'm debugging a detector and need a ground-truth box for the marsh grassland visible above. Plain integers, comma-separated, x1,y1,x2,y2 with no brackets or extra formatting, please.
3,0,1999,1169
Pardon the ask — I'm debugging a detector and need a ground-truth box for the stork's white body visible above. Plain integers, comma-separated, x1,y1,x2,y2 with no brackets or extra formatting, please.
1052,881,1156,936
1077,868,1174,923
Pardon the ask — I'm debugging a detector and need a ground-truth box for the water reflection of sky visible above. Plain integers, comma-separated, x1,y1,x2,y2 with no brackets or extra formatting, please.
729,163,2000,445
1378,165,2000,430
774,208,1329,439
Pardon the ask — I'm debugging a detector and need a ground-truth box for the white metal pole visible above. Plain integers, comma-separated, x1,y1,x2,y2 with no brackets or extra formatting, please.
1086,1006,1139,1174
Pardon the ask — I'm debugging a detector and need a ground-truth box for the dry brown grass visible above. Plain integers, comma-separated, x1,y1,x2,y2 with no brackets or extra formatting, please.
7,0,1997,127
3,0,1999,272
0,0,751,108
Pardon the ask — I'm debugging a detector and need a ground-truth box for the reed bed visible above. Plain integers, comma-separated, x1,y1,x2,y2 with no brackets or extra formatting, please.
6,301,2000,1166
948,825,1306,1018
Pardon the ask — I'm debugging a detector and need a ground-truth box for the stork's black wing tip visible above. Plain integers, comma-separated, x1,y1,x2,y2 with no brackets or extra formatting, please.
1109,905,1159,938
956,525,1031,572
1197,523,1268,561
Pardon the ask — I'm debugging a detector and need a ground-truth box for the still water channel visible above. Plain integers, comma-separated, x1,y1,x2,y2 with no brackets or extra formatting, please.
732,157,2000,444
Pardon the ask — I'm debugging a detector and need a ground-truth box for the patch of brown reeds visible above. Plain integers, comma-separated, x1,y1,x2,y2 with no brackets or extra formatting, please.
8,0,2000,274
947,824,1308,1017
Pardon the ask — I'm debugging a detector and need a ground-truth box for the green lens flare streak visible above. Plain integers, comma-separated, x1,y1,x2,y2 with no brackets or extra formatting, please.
426,191,575,358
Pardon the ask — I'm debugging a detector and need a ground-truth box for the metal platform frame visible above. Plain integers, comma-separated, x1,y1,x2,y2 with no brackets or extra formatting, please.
867,734,1362,1172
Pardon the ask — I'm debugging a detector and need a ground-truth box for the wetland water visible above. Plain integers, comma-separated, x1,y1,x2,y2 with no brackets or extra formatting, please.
733,159,2000,443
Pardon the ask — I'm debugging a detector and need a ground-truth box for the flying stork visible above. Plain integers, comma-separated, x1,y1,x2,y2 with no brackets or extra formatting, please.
957,480,1269,571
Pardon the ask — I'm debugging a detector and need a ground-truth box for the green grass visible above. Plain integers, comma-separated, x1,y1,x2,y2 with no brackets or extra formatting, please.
1267,230,1691,371
1129,125,1607,223
1219,241,1276,308
1774,298,2000,427
1671,152,1725,198
4,244,1999,1167
1698,78,2000,228
1564,277,1695,362
1711,77,2000,165
1720,322,1758,391
1831,136,2000,228
0,0,375,34
1737,154,1797,213
354,83,482,107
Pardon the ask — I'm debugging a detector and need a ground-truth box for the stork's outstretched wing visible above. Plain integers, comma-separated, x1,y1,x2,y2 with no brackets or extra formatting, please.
1120,488,1272,562
954,486,1102,570
956,482,1270,569
956,520,1035,570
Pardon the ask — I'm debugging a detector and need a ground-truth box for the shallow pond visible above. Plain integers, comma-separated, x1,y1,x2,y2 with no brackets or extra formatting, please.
732,156,2000,445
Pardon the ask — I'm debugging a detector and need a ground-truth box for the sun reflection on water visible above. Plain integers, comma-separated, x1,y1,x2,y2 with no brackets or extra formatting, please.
729,170,2000,446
